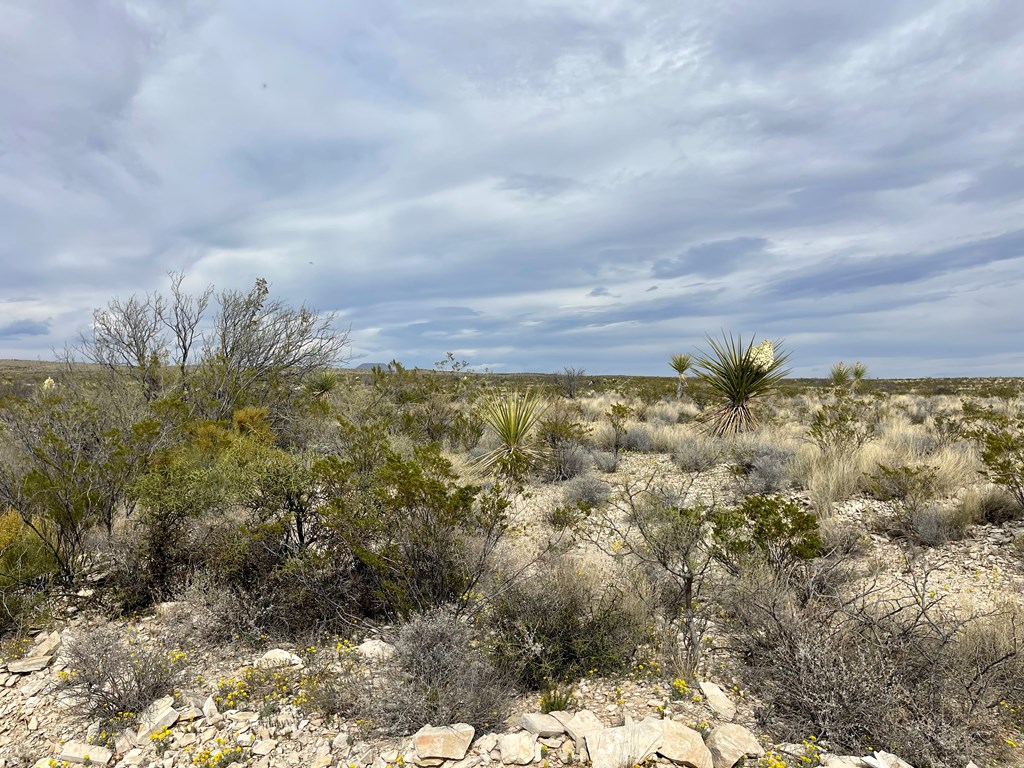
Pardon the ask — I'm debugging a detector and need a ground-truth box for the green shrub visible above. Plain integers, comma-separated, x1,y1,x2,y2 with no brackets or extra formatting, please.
962,404,1024,510
716,494,821,569
489,560,646,689
808,394,876,460
320,440,510,617
867,463,940,513
0,510,55,637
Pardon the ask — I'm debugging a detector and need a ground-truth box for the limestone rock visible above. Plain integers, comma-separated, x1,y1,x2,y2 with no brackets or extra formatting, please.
705,724,764,768
202,695,220,720
59,741,114,765
356,638,396,662
497,732,537,765
475,733,499,754
862,752,914,768
586,721,662,768
563,709,604,744
8,656,52,674
822,757,870,767
258,648,304,668
548,711,575,728
30,630,62,658
253,740,278,756
414,724,475,761
656,720,713,768
697,682,736,721
520,713,564,737
136,695,178,740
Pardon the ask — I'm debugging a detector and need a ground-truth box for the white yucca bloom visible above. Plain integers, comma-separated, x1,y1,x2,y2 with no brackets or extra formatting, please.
750,340,775,371
40,377,56,391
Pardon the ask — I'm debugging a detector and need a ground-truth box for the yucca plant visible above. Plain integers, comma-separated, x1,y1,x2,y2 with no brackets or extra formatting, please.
472,389,548,484
828,361,868,393
669,353,693,399
693,333,790,437
305,369,339,399
829,361,853,391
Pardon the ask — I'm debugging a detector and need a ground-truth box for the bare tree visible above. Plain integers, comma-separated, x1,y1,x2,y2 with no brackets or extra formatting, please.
79,273,347,422
556,367,586,399
163,271,213,383
86,293,166,401
196,278,349,422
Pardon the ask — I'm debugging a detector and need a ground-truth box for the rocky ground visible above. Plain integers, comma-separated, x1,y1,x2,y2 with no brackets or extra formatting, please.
1,450,1020,768
0,623,935,768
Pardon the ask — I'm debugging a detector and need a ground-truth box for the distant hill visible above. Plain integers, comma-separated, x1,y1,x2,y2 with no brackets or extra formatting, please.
354,362,387,370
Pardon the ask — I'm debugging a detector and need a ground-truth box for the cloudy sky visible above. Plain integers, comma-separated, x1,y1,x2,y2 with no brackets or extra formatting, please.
2,1,1024,376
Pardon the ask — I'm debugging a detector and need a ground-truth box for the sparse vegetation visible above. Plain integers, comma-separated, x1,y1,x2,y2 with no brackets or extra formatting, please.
2,283,1024,767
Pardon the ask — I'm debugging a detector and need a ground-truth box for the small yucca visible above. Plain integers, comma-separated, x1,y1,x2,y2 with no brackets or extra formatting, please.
471,389,548,483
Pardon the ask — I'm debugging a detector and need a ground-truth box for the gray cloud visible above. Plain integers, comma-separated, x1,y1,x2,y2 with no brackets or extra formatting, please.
2,0,1024,376
0,319,51,338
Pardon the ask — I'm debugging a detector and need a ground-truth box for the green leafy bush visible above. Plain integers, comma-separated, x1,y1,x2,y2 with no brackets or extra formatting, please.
962,404,1024,509
808,394,876,460
716,494,821,568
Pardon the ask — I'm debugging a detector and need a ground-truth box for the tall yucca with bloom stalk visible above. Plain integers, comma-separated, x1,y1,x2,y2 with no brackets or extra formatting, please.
693,333,791,437
669,353,693,399
472,389,548,483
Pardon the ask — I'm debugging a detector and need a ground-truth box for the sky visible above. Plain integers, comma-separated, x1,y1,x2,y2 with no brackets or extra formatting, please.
2,1,1024,377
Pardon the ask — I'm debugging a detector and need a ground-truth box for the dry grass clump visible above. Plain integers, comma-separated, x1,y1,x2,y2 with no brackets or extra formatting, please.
907,504,973,546
731,436,796,494
562,473,613,509
960,485,1023,525
671,434,725,472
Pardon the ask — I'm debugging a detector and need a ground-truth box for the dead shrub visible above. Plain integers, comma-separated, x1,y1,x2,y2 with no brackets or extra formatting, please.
60,626,187,727
375,609,512,734
727,562,1024,768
